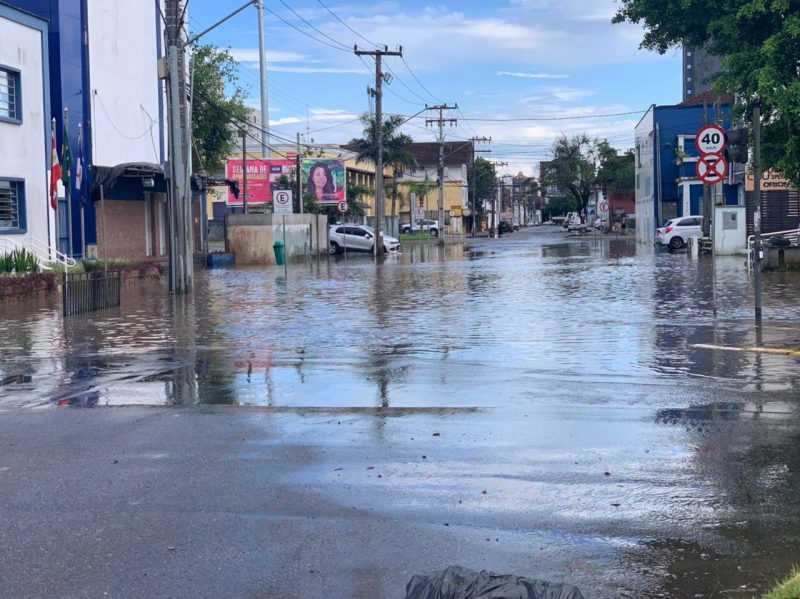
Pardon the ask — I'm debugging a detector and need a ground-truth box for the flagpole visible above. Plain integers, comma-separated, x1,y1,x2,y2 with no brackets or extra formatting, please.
78,123,85,259
64,107,73,258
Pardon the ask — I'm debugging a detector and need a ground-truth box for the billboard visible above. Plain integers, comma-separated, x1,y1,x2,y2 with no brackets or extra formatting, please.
301,159,346,205
225,159,295,206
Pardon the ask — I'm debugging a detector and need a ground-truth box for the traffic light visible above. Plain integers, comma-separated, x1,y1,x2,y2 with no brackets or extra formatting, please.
726,128,749,163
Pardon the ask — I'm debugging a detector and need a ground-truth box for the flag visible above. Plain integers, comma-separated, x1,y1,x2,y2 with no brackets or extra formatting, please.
49,118,61,211
76,123,84,204
61,113,72,190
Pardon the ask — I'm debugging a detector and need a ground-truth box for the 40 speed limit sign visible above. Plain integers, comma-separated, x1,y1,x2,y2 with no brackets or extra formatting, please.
695,124,726,155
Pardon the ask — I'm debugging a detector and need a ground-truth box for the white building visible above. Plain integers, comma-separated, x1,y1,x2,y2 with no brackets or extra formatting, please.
0,4,51,261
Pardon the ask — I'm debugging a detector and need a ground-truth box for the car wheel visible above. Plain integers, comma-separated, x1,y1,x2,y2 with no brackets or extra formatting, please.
669,236,684,249
329,241,340,255
430,229,439,237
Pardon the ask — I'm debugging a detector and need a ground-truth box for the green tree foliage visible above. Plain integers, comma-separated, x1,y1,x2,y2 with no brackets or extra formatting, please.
347,114,418,219
191,43,250,173
596,141,635,198
612,1,800,185
541,134,601,222
468,157,496,226
543,195,575,219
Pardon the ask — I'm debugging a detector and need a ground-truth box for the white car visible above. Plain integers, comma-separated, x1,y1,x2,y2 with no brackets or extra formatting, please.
400,219,439,236
329,224,400,254
656,215,703,249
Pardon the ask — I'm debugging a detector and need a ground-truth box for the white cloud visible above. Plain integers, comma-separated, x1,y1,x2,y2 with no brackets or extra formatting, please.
230,48,308,63
497,71,569,80
267,66,365,75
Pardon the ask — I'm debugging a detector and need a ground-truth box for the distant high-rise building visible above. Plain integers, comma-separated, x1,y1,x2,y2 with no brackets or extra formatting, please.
682,46,723,100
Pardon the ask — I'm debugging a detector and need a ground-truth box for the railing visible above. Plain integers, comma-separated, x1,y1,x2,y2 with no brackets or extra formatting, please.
0,236,77,269
63,271,121,316
746,227,800,269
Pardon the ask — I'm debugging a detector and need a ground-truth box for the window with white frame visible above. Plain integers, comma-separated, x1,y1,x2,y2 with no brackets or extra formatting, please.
0,67,21,122
0,179,25,231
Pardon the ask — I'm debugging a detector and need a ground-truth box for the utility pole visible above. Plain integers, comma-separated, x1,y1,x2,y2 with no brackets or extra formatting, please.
165,0,192,294
490,161,508,238
469,136,491,237
426,104,458,246
296,132,303,214
240,128,248,214
753,106,763,327
256,0,270,158
355,45,402,257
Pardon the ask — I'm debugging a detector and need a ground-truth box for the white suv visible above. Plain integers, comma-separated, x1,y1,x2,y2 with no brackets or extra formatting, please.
400,219,439,236
329,224,400,254
656,216,703,249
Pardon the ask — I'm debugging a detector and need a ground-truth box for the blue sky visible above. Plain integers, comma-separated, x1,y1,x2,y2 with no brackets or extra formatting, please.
189,0,682,175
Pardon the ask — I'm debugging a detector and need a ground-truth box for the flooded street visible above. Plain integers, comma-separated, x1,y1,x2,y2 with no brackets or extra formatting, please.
3,226,800,597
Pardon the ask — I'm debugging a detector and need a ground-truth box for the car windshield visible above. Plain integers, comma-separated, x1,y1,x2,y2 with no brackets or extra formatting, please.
662,220,674,227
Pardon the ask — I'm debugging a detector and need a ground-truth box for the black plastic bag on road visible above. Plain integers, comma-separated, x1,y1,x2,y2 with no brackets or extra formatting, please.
404,565,585,599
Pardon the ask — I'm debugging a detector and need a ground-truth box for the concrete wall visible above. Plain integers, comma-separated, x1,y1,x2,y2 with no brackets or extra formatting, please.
225,214,329,265
0,7,51,251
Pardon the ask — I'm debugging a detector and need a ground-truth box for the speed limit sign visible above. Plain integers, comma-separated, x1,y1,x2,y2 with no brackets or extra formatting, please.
696,125,726,155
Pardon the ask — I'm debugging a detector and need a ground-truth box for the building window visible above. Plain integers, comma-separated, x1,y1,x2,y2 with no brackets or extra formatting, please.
0,67,21,123
687,64,692,70
0,179,26,232
686,76,692,82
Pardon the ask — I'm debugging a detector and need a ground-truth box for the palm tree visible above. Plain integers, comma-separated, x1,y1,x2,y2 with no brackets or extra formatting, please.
347,113,418,221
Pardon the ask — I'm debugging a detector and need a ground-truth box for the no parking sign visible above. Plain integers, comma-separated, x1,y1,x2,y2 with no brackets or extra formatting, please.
273,190,293,214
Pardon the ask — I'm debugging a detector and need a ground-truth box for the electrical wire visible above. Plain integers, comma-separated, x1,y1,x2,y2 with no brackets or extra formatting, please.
262,4,351,53
276,0,350,51
317,0,376,47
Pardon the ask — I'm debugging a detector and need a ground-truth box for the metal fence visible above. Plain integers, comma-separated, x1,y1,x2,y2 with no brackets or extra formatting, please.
62,271,121,316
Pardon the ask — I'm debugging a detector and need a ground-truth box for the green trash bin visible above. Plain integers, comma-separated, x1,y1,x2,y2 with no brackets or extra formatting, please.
273,240,285,265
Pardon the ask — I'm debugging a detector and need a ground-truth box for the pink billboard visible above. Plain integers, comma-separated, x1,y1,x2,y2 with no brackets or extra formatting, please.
225,159,295,206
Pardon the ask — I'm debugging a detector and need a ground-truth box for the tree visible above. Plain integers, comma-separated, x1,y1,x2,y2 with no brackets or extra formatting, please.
596,141,635,199
541,134,601,222
612,1,800,186
347,114,418,220
191,43,250,173
468,157,496,229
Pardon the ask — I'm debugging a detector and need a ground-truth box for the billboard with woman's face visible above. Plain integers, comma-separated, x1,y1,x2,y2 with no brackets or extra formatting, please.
301,159,346,205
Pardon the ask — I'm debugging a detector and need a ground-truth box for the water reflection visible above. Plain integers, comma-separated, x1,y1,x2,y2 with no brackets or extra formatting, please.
2,235,800,411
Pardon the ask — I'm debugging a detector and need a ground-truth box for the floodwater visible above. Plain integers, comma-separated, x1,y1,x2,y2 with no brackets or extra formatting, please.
2,227,800,597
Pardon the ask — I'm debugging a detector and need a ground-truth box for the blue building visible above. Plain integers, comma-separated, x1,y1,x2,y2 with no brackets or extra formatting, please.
634,93,741,246
5,0,168,261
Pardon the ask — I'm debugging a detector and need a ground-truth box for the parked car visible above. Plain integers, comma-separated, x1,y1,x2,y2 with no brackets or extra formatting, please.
498,221,514,234
329,224,400,254
655,215,703,249
563,212,582,230
400,219,439,236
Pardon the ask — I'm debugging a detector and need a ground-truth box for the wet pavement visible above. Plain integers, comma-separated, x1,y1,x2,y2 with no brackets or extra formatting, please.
2,226,800,597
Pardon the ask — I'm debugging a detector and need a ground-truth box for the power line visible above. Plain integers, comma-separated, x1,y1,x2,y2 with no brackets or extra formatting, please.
317,0,377,47
459,110,647,122
262,4,351,52
276,0,350,51
401,56,441,104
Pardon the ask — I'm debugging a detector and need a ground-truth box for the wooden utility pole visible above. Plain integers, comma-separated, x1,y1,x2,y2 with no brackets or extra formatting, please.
354,45,402,257
426,104,458,245
469,136,491,237
165,0,192,294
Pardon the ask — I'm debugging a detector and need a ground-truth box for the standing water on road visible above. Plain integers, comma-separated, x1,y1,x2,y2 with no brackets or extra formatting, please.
2,227,800,597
